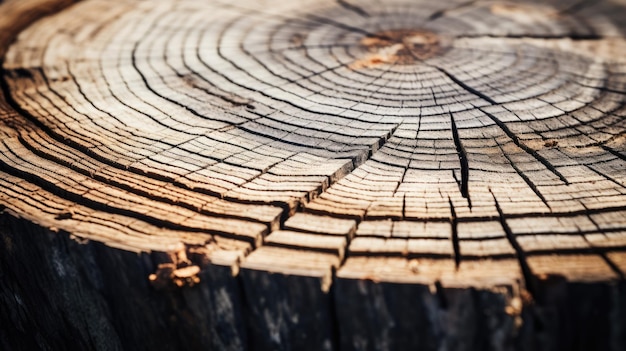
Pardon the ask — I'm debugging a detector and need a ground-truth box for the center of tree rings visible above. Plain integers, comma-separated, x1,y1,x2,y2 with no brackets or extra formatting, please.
354,29,445,68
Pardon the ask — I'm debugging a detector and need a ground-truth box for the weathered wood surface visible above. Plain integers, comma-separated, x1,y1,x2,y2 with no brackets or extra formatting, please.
1,0,626,349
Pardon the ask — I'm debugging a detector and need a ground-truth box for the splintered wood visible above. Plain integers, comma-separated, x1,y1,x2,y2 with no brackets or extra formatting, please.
1,0,626,349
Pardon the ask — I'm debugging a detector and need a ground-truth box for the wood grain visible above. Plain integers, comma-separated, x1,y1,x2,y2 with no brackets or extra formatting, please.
1,0,626,349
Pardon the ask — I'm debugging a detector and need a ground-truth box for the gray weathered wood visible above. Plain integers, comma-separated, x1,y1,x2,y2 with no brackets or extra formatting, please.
1,0,626,349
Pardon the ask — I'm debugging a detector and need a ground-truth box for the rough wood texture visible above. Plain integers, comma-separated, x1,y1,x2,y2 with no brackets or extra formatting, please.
1,0,626,350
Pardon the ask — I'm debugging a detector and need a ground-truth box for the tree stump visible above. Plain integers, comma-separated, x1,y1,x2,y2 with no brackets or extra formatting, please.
1,0,626,350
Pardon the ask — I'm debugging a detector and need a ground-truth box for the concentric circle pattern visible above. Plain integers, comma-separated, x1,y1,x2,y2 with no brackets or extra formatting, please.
2,0,626,289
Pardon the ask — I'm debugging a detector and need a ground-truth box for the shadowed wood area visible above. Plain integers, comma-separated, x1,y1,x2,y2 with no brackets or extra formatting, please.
1,0,626,349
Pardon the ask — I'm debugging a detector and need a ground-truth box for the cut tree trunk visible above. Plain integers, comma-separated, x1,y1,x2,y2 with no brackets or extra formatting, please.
1,0,626,350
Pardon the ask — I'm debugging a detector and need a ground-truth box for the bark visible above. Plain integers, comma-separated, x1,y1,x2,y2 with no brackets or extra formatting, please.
1,0,626,349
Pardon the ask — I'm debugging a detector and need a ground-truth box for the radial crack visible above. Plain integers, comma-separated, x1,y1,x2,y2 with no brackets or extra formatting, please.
428,0,476,21
481,107,570,185
449,198,461,269
434,66,497,105
559,0,597,14
431,64,569,185
450,113,471,206
581,202,626,280
602,145,626,162
492,189,538,298
336,0,369,17
498,143,551,211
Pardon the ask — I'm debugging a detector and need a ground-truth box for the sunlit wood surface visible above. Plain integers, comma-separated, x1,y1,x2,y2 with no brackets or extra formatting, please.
1,0,626,349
